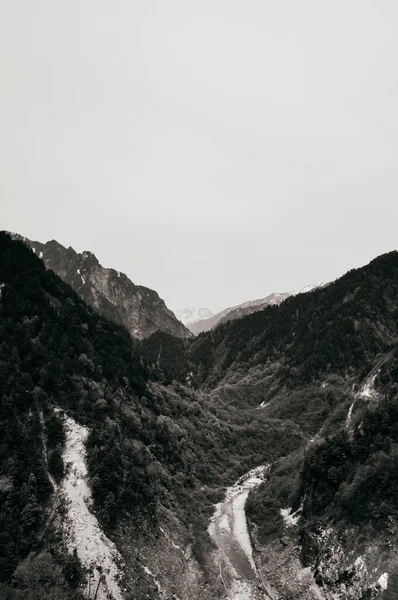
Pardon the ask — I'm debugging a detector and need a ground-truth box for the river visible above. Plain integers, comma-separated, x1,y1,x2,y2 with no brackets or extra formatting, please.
208,465,272,600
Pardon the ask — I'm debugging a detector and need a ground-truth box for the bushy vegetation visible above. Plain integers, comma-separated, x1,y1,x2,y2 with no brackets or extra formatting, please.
3,231,398,596
140,331,189,384
144,251,398,391
246,450,304,541
0,233,304,590
0,551,84,600
301,383,398,527
248,350,398,545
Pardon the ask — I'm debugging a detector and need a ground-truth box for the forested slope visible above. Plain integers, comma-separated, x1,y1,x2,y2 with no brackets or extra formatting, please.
187,251,398,387
142,249,398,597
11,233,191,340
0,232,303,598
142,252,398,441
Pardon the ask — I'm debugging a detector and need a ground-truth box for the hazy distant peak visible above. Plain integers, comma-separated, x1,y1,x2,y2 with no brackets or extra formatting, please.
175,307,214,326
188,282,329,334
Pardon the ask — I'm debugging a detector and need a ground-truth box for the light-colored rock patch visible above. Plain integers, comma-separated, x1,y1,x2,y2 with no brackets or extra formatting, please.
378,572,389,590
61,414,124,600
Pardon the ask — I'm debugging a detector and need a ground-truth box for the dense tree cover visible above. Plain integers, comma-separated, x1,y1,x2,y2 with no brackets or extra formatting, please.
0,551,84,600
248,348,398,544
0,232,304,591
0,232,151,586
144,251,398,392
246,450,303,541
140,331,190,384
301,388,398,526
4,231,398,596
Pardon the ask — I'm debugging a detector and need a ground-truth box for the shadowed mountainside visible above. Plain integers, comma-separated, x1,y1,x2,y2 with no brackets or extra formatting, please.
187,292,291,334
0,231,303,599
10,233,191,341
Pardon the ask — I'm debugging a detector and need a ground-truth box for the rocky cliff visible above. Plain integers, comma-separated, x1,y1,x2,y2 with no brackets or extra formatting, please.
12,235,190,340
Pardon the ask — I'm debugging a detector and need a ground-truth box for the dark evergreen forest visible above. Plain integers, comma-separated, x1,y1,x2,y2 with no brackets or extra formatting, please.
143,251,398,391
0,232,303,598
2,231,398,598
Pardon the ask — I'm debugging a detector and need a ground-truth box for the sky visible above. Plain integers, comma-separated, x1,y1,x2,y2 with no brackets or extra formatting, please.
1,1,398,313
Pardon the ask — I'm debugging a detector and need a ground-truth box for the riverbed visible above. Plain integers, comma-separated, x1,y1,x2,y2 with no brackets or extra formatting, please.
208,465,270,599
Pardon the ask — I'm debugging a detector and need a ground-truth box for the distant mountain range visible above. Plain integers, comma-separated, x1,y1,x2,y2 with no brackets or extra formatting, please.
10,233,191,340
174,307,214,326
9,232,326,341
186,283,325,334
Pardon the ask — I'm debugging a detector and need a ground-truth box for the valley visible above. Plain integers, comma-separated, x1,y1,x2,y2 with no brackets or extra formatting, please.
208,466,270,599
1,232,398,599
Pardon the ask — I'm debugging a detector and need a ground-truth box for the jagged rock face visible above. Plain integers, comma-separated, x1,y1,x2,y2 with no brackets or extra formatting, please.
16,236,190,340
301,525,397,599
251,523,396,600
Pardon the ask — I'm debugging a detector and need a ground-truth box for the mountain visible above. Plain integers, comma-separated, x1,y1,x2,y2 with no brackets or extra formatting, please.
185,254,397,393
142,250,398,598
187,306,238,335
188,283,325,335
0,231,302,599
188,292,291,335
216,291,291,325
144,253,398,413
10,234,191,341
3,229,398,599
174,307,214,326
246,349,398,599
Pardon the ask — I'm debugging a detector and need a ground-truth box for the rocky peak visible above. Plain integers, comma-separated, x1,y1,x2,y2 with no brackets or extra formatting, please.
12,233,190,340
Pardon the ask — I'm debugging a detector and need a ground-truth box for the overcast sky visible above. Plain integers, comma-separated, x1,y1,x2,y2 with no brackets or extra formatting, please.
1,1,398,312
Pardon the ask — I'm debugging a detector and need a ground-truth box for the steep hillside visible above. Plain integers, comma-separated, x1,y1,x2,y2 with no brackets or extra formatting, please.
141,255,398,482
3,230,398,599
188,284,323,334
143,251,398,420
187,297,288,335
245,350,398,599
10,234,190,340
186,252,398,390
0,232,303,599
141,251,398,598
210,255,398,599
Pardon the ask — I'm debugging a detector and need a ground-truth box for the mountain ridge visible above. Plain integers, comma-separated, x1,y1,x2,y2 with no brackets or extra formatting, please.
174,307,214,326
0,231,303,599
188,282,327,334
3,230,398,599
8,233,191,341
